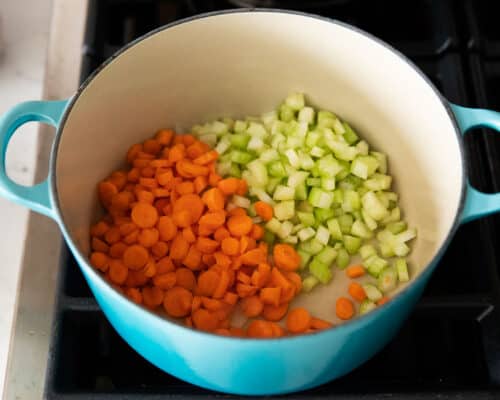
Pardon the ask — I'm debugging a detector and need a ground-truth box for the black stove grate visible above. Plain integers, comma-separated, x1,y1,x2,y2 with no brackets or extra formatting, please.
44,1,500,398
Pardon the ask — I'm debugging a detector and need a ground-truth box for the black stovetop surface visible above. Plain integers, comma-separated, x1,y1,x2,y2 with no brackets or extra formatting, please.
44,1,500,398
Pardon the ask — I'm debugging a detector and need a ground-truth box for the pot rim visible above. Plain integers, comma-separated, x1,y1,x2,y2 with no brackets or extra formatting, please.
49,8,467,342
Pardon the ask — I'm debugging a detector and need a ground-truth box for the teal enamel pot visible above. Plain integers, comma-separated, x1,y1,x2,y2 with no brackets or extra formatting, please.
1,9,500,395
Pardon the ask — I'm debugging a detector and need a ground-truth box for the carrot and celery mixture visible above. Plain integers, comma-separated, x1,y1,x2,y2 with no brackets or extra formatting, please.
193,93,416,315
89,93,416,337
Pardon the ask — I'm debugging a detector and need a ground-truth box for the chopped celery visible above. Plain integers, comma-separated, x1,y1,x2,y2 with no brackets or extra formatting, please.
295,182,308,201
306,130,321,147
214,137,231,155
260,148,280,163
356,140,369,155
299,154,315,170
271,132,286,148
352,210,362,221
317,154,343,177
338,214,354,234
285,148,301,168
298,227,316,242
321,177,336,191
233,120,248,133
265,218,281,234
228,163,241,176
268,161,287,178
308,187,334,209
332,118,346,135
327,218,343,241
310,146,326,158
292,223,305,234
315,225,331,245
309,258,332,284
297,211,315,227
362,209,378,231
197,134,218,146
387,221,407,234
393,242,410,257
298,106,315,124
261,111,277,128
247,122,267,138
317,110,336,127
286,135,304,149
362,191,389,221
274,200,295,221
336,248,350,269
299,239,324,255
277,220,294,239
343,122,359,144
340,175,363,190
371,151,387,174
381,207,401,225
365,255,389,277
363,284,383,301
285,92,305,110
230,150,254,164
379,242,395,258
298,250,312,269
302,275,319,292
364,174,392,191
351,156,379,179
232,195,251,209
397,228,417,243
207,120,228,136
327,138,358,161
216,161,232,177
360,244,376,260
266,177,282,194
333,189,343,205
248,203,257,217
351,220,373,239
306,177,321,187
314,208,335,223
344,235,362,254
263,230,275,245
283,235,298,245
316,246,337,265
248,136,265,151
395,258,410,282
251,188,275,204
378,268,397,292
360,300,377,315
273,185,296,201
230,133,250,149
288,171,309,188
342,189,361,212
298,200,313,212
280,104,295,122
377,192,390,209
203,92,418,293
247,160,268,187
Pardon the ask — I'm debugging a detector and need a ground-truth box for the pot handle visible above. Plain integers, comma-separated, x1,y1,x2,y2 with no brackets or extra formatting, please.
451,103,500,223
0,100,68,219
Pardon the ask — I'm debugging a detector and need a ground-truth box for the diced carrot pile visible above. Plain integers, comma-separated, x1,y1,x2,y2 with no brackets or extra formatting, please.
89,130,332,337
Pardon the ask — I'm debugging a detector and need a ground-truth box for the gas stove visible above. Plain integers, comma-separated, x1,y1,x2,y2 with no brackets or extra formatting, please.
23,1,500,398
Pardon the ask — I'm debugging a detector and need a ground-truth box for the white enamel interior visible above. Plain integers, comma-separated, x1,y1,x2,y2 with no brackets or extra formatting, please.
55,11,464,322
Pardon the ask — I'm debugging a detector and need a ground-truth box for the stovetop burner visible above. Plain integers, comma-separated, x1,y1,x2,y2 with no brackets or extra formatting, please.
44,1,500,398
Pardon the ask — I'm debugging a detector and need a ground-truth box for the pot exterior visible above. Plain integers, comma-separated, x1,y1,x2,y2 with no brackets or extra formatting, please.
74,243,432,395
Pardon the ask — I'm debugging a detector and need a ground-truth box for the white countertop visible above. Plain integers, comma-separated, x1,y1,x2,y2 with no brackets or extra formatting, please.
0,1,87,398
0,0,52,395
